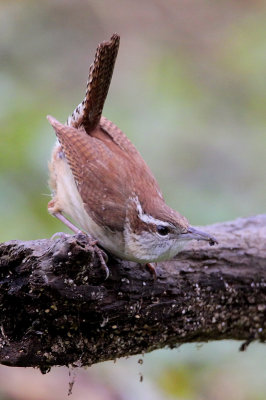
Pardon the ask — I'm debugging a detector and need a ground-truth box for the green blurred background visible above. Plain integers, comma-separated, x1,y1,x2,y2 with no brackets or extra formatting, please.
0,1,265,399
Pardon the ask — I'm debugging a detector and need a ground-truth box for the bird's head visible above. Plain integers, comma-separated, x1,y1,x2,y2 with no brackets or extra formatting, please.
124,197,217,263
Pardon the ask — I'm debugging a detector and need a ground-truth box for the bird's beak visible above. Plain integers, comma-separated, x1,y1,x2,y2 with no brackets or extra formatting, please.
181,226,218,246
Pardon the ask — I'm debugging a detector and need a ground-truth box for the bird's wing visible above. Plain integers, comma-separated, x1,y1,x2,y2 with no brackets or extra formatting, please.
99,117,140,155
93,119,166,215
48,116,131,232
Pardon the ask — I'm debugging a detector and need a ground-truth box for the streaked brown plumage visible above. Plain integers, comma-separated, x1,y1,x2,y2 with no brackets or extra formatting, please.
47,34,217,272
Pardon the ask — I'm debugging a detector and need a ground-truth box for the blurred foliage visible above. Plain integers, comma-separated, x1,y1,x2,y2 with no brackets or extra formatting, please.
0,1,265,399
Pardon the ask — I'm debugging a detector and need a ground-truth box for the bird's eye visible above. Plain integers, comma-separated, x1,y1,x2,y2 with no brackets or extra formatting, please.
156,225,169,236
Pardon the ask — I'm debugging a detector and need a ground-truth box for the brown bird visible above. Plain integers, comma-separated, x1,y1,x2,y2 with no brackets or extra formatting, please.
47,34,217,278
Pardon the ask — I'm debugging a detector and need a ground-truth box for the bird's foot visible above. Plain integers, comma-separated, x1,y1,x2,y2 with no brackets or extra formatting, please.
75,232,109,279
51,231,72,240
74,232,109,280
93,245,109,280
51,230,109,279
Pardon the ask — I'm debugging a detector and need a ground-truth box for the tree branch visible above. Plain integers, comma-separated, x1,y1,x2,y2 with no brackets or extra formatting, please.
0,215,265,371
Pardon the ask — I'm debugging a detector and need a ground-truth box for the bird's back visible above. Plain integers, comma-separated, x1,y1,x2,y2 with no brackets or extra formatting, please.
50,116,163,233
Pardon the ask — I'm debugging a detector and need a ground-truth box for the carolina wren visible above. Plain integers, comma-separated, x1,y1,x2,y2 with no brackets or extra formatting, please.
47,34,217,277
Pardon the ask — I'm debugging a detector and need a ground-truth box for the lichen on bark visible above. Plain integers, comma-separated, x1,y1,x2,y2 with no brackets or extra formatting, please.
0,215,265,370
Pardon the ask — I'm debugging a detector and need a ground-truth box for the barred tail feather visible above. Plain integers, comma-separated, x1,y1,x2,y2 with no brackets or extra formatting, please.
67,34,120,133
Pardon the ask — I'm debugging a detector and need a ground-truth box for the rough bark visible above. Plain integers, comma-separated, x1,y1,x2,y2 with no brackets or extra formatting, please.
0,215,265,371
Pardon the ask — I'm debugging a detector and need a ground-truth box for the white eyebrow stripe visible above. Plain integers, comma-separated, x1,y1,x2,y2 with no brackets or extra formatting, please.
133,196,170,227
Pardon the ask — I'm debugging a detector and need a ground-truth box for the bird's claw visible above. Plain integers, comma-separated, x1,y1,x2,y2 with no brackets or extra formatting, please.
145,262,157,280
94,246,109,280
51,231,109,279
80,233,109,280
51,231,71,240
